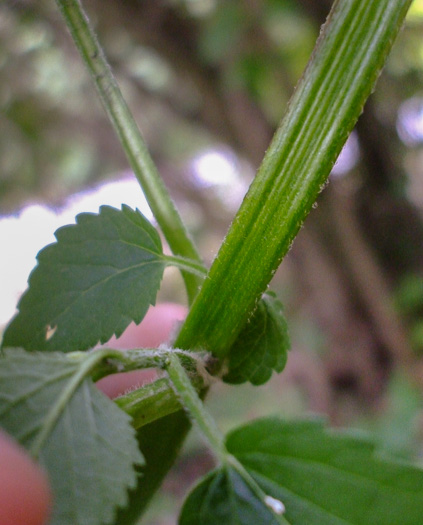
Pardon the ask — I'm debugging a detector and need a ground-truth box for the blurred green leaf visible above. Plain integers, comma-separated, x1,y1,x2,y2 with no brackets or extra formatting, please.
114,411,192,525
198,4,245,65
369,373,423,459
226,417,423,525
395,273,423,313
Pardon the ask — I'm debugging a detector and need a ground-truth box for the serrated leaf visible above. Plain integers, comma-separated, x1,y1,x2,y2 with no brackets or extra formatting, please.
224,292,290,385
2,205,166,352
0,349,143,525
225,417,423,525
179,465,286,525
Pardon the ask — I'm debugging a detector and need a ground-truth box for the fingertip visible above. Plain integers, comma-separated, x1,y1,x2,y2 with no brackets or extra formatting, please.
96,368,157,398
97,303,187,399
0,429,52,525
107,303,188,350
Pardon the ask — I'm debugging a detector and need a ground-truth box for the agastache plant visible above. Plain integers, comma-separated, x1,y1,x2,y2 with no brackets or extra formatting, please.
2,1,423,524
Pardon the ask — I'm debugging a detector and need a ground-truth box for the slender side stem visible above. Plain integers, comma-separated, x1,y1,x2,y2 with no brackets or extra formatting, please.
163,255,208,279
165,352,226,461
224,458,290,523
176,0,412,354
90,347,209,428
54,0,204,304
96,347,207,374
115,375,203,430
114,378,184,430
164,354,290,523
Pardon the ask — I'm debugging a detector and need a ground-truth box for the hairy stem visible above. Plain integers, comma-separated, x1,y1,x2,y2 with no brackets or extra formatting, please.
164,353,290,523
165,352,226,460
176,0,412,354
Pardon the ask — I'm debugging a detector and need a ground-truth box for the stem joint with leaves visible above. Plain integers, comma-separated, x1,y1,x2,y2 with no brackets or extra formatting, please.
1,1,423,524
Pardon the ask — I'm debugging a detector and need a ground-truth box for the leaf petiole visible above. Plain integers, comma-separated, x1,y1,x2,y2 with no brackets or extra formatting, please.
163,255,208,279
30,348,121,458
165,352,226,461
165,352,290,522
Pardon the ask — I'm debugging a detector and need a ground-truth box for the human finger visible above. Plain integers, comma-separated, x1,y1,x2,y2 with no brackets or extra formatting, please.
0,428,52,525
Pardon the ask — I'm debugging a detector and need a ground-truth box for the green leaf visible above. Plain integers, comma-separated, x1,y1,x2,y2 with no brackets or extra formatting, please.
2,205,166,352
225,418,423,525
179,465,286,525
114,411,192,525
0,349,143,525
224,292,289,385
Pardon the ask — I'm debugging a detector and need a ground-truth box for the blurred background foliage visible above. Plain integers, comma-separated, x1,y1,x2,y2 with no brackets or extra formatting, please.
2,1,423,523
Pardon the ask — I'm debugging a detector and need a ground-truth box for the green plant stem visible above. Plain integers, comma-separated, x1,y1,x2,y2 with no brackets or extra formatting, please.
223,458,290,524
92,347,209,428
114,378,182,429
89,348,159,381
165,352,226,460
98,347,208,375
164,353,290,523
176,0,412,354
163,255,208,279
54,0,204,304
110,2,413,518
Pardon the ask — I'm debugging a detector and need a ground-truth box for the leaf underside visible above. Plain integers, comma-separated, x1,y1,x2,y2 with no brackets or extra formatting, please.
2,205,165,352
179,465,284,525
224,292,290,385
0,349,143,525
225,418,423,525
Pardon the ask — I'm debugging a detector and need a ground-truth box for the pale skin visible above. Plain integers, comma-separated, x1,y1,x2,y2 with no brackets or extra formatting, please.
0,303,187,525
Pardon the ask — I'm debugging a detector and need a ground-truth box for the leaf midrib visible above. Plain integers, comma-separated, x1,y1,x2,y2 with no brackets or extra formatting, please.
247,470,352,525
